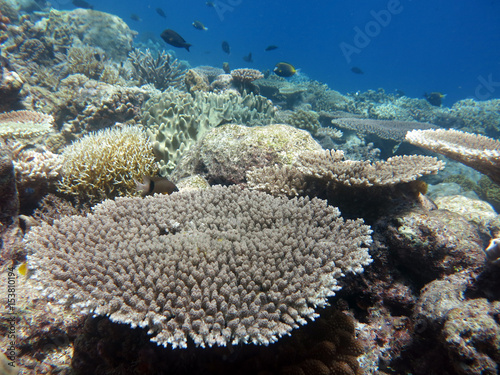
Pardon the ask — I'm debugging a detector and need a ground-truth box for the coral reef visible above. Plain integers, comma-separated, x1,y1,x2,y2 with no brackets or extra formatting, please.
449,98,500,137
128,48,185,90
184,68,209,93
52,75,151,139
142,88,276,176
0,109,54,140
170,123,322,184
382,207,485,284
26,185,372,349
0,62,23,111
57,125,158,203
0,141,18,226
71,307,363,375
406,129,500,185
331,117,439,142
247,149,445,197
9,142,63,209
66,43,106,80
287,108,321,134
230,68,263,94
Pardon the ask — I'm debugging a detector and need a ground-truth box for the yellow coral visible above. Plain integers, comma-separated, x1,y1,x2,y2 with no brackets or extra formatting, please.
58,125,158,202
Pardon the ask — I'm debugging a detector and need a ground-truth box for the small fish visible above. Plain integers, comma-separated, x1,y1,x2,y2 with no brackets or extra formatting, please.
161,29,192,51
206,1,215,7
136,176,179,197
274,62,296,77
222,62,230,74
156,7,166,18
351,66,364,74
221,40,230,55
94,53,101,61
72,0,93,9
424,92,446,106
18,262,28,276
243,52,253,63
130,13,142,22
192,20,208,31
265,45,278,51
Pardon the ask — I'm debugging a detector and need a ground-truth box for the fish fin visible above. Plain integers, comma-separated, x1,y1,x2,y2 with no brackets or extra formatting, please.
135,176,150,196
185,44,192,52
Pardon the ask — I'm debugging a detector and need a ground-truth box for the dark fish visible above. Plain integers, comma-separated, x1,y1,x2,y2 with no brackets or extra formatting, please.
156,7,166,18
222,62,230,74
221,41,230,55
351,66,364,74
243,52,253,63
72,0,93,9
424,92,445,106
274,62,296,77
130,13,142,22
94,53,101,61
265,45,278,51
192,20,208,31
161,29,192,51
206,1,215,7
136,176,178,197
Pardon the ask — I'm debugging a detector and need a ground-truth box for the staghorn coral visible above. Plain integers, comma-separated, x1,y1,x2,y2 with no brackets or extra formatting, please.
247,149,445,197
0,110,54,140
26,185,373,349
128,48,185,90
57,125,158,202
142,88,276,176
331,117,439,142
406,129,500,185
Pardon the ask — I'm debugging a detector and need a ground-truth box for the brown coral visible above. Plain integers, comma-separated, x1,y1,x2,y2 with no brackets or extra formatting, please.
231,68,263,94
406,128,500,185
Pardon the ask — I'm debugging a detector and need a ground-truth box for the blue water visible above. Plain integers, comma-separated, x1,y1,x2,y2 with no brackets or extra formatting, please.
60,0,500,105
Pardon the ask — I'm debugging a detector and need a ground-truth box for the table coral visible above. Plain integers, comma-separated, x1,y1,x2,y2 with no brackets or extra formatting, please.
26,185,373,349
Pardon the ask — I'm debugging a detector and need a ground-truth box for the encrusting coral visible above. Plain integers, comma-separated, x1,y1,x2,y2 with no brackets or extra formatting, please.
406,128,500,185
26,185,373,349
57,125,158,202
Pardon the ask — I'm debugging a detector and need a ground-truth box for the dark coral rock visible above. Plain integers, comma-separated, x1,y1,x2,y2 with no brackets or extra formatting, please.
381,207,485,284
72,307,363,375
0,142,18,226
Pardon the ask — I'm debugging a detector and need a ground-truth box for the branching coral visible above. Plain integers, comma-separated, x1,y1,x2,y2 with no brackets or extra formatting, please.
128,48,185,90
57,125,158,202
26,185,372,349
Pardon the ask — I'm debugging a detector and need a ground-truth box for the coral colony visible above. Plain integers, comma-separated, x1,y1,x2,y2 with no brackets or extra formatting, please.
0,4,499,375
